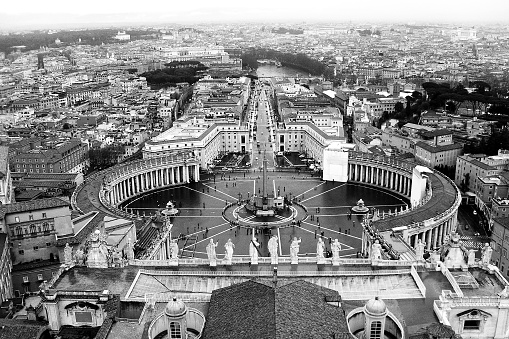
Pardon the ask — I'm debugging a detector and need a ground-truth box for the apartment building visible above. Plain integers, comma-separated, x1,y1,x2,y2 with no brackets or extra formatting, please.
2,197,72,265
11,138,89,174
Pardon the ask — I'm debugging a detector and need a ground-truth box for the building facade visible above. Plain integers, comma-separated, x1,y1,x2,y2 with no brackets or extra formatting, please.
2,198,72,265
0,233,13,304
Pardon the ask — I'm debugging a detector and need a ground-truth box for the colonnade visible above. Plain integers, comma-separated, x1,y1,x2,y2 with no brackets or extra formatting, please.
408,214,457,251
348,162,411,197
107,163,200,206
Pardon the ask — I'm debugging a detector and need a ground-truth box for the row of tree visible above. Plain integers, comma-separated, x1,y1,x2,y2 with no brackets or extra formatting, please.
422,81,509,115
140,61,208,90
87,145,125,173
241,48,332,77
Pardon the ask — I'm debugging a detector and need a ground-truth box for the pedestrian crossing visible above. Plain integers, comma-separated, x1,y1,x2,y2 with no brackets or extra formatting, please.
459,236,490,249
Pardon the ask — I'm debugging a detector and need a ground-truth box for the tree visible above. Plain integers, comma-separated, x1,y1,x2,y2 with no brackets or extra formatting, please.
394,102,404,113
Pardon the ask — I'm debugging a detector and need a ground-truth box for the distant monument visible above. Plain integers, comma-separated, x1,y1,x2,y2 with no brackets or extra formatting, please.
268,235,279,265
87,229,109,268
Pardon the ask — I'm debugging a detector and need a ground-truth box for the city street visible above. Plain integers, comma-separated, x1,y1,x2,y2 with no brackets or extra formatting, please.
250,83,276,169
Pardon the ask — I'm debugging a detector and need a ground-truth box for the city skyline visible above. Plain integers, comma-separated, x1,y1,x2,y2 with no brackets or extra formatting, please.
1,0,509,30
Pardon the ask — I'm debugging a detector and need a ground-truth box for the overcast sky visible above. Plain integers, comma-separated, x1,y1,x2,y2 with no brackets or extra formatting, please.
1,0,509,30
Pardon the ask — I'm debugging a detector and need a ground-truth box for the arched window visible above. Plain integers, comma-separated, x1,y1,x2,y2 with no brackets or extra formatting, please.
370,321,382,339
43,222,49,232
29,224,36,233
16,226,22,236
169,322,182,339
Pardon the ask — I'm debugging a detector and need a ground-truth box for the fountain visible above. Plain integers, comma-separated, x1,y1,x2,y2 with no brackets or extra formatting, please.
162,200,179,217
351,199,369,214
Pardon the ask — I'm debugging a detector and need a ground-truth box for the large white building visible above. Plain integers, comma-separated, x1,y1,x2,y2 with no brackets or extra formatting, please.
143,118,249,169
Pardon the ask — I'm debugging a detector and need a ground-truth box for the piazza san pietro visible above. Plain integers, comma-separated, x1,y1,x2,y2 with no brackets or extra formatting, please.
2,2,509,339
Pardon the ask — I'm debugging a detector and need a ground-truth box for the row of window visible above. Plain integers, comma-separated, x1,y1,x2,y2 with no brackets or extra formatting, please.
14,222,54,236
14,214,46,222
22,274,44,282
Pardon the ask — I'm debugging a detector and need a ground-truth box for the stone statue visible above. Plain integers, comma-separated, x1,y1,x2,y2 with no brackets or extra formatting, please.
64,243,73,266
224,239,235,265
467,249,477,266
169,239,179,260
290,237,301,264
316,238,325,259
249,236,260,265
74,247,85,266
268,235,279,265
371,240,382,260
331,239,342,261
87,229,109,268
481,243,493,265
415,239,426,261
126,238,135,261
111,247,122,267
206,239,218,263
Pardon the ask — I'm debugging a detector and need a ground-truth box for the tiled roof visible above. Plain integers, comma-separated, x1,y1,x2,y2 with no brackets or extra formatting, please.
1,197,70,218
202,280,352,339
419,129,452,138
0,319,48,339
415,141,463,153
470,159,495,171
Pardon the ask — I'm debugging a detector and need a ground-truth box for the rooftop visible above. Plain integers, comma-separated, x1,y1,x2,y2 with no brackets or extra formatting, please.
373,171,458,231
415,141,463,153
203,280,352,339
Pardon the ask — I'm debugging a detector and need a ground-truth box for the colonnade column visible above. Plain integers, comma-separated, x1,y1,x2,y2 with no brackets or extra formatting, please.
426,230,432,250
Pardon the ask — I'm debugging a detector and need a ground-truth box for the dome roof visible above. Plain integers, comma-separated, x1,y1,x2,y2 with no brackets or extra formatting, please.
365,296,387,316
165,297,187,317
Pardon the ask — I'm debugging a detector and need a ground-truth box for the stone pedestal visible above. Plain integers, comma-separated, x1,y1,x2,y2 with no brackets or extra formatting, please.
209,259,217,267
332,258,340,266
291,257,298,265
224,258,232,266
317,257,326,265
271,256,278,265
251,257,258,265
168,258,178,266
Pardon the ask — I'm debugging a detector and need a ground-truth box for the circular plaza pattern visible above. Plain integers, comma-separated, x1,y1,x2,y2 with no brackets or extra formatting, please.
120,171,408,259
72,151,461,263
